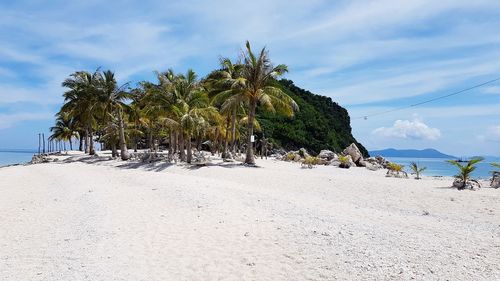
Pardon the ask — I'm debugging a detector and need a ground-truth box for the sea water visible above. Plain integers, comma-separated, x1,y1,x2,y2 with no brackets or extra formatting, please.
385,157,499,179
0,150,36,167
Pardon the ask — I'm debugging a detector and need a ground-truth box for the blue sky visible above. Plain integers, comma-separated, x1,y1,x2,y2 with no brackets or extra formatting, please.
1,0,499,156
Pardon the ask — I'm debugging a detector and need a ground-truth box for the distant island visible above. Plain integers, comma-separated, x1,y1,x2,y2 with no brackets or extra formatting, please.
369,148,455,158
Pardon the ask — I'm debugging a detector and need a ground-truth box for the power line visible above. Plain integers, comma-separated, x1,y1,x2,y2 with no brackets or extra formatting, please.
353,76,500,120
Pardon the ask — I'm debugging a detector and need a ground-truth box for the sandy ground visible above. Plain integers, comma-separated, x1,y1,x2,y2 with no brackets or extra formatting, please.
0,151,499,281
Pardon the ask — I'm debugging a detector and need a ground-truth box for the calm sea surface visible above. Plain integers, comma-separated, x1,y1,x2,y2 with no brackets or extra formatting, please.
385,157,500,179
1,150,498,178
0,150,36,167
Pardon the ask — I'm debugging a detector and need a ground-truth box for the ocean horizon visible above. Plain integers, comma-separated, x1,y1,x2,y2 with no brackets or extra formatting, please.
385,156,500,179
1,149,498,178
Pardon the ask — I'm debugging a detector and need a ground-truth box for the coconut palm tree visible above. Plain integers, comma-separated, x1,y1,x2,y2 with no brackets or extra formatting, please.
410,162,427,180
236,41,298,164
61,70,100,155
96,70,132,160
447,157,484,189
50,111,78,151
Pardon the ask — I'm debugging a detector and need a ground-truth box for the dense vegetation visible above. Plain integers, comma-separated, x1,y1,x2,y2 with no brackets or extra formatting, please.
49,41,367,163
258,79,368,156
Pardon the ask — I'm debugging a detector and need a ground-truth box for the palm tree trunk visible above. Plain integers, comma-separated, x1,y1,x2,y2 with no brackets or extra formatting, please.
186,133,192,164
179,131,186,161
78,133,84,151
118,110,130,160
89,128,95,155
245,100,257,164
84,129,89,154
231,108,237,154
148,130,153,151
64,141,66,151
222,115,230,159
111,142,117,158
69,138,73,151
168,130,173,158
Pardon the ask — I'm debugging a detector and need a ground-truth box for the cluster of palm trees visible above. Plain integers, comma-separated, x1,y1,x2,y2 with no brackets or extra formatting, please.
50,41,298,165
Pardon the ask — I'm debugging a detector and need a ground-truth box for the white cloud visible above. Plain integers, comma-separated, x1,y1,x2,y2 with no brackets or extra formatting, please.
479,125,500,142
482,86,500,95
372,118,441,140
0,112,53,130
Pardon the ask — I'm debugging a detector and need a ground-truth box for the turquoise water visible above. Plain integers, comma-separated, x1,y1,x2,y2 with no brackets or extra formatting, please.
385,157,499,179
0,150,36,167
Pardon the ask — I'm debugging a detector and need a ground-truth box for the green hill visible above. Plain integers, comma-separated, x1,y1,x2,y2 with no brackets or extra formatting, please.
257,79,368,157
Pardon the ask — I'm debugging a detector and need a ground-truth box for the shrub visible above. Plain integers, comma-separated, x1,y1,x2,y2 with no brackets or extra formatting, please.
338,155,350,169
302,156,320,168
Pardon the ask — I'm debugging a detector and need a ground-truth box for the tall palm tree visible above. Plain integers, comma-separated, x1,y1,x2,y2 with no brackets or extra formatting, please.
236,41,298,164
97,70,132,160
61,70,100,155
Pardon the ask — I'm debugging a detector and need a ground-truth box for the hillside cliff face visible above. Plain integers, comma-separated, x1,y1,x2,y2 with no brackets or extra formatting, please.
257,79,368,157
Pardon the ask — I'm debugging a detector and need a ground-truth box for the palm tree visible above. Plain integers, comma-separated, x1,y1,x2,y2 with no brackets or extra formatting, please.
447,157,484,189
50,111,78,151
96,70,132,160
236,41,298,164
61,70,100,155
410,162,427,180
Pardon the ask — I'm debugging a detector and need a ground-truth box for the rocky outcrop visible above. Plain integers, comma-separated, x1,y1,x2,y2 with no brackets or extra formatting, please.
317,150,337,161
29,154,51,164
453,179,481,190
342,143,363,165
491,174,499,189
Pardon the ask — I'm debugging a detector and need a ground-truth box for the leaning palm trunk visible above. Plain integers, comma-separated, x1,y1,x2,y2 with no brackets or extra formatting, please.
245,100,257,164
117,110,130,160
69,138,73,151
230,108,237,154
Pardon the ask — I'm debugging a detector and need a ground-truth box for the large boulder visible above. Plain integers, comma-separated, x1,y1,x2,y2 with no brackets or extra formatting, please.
453,179,481,190
317,150,337,161
342,143,363,164
491,175,499,189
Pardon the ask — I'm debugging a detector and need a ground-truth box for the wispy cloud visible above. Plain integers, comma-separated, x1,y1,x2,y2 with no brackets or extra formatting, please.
372,118,441,140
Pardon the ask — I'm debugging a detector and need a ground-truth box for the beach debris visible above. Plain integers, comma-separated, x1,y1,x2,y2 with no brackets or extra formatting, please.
422,210,430,216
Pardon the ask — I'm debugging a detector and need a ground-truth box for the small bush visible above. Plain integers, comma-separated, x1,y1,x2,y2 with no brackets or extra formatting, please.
302,156,320,168
338,155,350,169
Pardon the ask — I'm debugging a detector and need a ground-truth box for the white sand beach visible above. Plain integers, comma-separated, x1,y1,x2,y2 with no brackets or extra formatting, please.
1,152,499,280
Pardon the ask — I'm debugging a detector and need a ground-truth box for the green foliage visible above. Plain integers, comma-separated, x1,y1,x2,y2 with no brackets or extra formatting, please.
410,162,427,179
447,157,484,186
302,156,320,168
338,155,350,165
257,79,368,156
387,162,404,172
285,152,297,161
338,155,351,169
